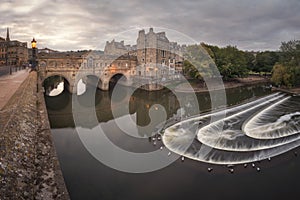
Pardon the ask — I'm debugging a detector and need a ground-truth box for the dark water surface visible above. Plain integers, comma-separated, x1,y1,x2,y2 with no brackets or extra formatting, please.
45,84,300,200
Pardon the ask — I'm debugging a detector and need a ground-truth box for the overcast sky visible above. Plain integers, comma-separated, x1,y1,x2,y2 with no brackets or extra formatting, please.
1,0,299,51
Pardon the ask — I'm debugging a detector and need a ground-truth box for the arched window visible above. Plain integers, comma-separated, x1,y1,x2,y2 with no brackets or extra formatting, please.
88,57,93,68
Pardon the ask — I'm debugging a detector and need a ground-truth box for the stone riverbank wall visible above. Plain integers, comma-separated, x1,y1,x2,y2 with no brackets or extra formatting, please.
0,72,69,199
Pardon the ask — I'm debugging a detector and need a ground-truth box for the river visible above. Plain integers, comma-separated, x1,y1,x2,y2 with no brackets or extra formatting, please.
45,83,300,200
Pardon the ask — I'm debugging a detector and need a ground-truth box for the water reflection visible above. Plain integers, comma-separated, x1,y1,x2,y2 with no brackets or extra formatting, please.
43,75,66,96
46,84,271,130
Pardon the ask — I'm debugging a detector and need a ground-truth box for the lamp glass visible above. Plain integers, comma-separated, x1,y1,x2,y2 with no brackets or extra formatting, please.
31,41,36,49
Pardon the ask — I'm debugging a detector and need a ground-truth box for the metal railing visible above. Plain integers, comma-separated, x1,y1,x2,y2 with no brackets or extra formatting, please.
0,65,27,77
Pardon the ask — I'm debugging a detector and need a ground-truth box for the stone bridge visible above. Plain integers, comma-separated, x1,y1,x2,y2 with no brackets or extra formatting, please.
38,51,137,93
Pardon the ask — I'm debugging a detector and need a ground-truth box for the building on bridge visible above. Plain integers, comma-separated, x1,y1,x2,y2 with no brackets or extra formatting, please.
102,28,185,90
133,28,185,90
0,28,28,67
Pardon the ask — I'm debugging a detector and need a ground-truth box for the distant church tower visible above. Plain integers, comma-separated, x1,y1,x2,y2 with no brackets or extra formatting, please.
6,27,10,41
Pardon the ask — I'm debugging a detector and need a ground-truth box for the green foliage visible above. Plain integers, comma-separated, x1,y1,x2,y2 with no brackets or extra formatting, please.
253,51,279,73
200,44,249,80
184,40,299,87
271,64,286,86
271,40,300,87
280,40,300,64
183,60,203,80
244,52,256,71
184,45,218,79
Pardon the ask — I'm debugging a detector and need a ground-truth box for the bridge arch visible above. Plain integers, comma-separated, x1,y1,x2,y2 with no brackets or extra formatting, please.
76,74,103,95
42,73,72,84
42,74,72,96
99,72,131,91
109,72,128,83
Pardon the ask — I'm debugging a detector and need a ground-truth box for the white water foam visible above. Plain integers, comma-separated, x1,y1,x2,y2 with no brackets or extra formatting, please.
162,93,300,165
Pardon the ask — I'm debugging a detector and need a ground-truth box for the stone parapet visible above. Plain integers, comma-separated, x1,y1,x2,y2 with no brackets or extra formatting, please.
0,72,69,199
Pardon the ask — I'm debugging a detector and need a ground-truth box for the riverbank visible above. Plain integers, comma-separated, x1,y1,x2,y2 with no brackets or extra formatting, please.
0,72,69,199
175,75,270,93
271,87,300,95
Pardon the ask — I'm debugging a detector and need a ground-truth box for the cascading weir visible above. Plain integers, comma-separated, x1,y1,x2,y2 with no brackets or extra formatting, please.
162,93,300,165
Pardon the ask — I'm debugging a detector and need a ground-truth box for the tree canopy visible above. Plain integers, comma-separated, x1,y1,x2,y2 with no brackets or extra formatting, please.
185,43,251,80
183,40,299,88
271,40,300,87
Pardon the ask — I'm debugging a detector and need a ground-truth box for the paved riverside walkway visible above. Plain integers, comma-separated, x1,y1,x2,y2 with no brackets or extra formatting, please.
0,69,30,110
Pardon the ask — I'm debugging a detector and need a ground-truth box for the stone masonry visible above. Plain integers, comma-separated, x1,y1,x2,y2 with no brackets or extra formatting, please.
0,72,69,200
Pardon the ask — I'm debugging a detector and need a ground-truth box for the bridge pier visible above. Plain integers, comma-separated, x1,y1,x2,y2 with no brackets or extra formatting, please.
99,81,109,90
66,82,77,93
120,78,133,87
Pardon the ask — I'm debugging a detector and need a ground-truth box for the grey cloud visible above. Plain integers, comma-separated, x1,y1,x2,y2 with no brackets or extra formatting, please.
1,0,299,51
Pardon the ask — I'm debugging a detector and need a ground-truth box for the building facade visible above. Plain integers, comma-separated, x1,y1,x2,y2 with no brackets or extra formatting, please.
103,28,185,77
134,28,185,90
0,36,7,66
102,28,186,90
0,28,28,67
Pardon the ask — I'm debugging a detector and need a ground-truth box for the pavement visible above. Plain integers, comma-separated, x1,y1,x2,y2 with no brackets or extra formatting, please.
0,69,30,110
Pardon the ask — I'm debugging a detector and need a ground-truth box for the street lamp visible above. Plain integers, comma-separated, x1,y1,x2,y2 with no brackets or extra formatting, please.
31,38,39,92
31,38,37,71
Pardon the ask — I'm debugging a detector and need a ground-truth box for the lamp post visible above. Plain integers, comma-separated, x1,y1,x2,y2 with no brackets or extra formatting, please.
31,38,37,71
31,38,39,92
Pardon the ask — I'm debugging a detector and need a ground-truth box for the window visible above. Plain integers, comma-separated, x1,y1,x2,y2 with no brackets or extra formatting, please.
161,50,166,58
88,58,93,68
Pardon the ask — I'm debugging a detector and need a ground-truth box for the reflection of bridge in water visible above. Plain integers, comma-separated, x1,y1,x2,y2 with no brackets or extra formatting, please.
46,86,180,137
46,83,273,134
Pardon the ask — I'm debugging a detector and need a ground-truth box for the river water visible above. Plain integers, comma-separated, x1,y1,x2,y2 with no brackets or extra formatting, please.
45,84,300,200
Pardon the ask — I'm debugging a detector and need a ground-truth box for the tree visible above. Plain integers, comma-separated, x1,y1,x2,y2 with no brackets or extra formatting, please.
184,44,217,79
244,51,256,71
199,44,251,79
183,60,203,80
271,64,286,86
280,40,300,65
271,40,300,87
254,51,279,73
